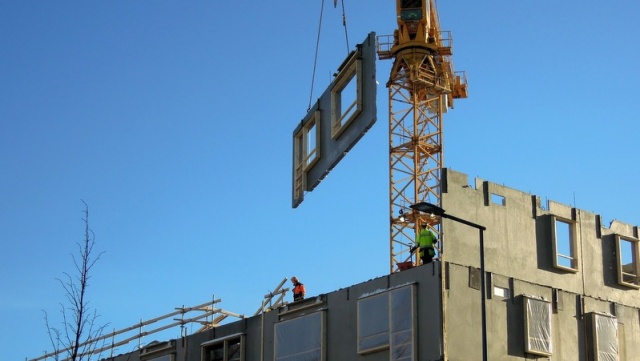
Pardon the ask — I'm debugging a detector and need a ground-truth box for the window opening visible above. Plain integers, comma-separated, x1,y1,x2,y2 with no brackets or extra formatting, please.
358,293,389,353
293,111,321,203
275,312,323,361
524,296,552,356
357,285,415,360
390,286,415,361
490,193,505,206
616,236,639,288
141,340,175,361
589,313,619,361
493,286,510,299
300,111,321,171
552,217,578,271
202,334,244,361
305,122,318,167
331,54,362,139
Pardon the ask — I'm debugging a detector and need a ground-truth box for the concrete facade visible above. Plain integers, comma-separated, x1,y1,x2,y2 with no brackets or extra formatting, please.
106,264,443,361
103,168,639,361
442,168,639,361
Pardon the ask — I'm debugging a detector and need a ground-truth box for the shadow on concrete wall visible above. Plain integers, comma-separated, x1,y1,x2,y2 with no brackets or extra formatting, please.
505,295,524,357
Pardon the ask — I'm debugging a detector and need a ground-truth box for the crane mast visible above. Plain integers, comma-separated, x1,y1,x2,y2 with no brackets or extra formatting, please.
380,0,467,272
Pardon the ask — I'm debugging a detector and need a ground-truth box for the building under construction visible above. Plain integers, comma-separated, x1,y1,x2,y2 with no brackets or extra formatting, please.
65,168,638,361
30,1,639,360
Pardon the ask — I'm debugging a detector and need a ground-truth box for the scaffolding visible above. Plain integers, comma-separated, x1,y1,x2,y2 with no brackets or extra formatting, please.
30,279,290,361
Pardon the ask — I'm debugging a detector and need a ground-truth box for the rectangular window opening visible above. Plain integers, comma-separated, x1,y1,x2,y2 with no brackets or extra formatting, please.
303,111,321,171
390,287,415,361
490,193,505,206
293,111,321,172
331,54,362,139
493,286,510,299
141,340,175,361
275,312,323,361
358,292,389,353
202,335,245,361
524,296,552,356
552,217,578,272
589,313,619,361
306,122,317,166
292,111,321,205
357,285,415,361
616,235,640,288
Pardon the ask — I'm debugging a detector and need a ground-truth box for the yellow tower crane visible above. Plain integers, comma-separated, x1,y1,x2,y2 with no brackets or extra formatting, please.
378,0,467,272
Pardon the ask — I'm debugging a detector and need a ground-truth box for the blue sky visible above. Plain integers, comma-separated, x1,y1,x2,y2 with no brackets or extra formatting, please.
1,1,639,360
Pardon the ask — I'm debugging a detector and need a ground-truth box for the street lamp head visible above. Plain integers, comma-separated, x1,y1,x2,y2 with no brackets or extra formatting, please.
410,202,446,216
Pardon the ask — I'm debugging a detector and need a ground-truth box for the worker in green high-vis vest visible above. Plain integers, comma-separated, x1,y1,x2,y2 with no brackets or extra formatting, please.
416,223,438,264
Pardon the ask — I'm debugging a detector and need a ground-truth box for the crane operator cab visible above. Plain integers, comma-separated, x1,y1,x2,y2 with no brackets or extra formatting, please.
393,0,435,52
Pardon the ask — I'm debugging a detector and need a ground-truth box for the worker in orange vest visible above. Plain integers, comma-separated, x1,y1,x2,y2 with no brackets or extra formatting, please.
291,276,306,301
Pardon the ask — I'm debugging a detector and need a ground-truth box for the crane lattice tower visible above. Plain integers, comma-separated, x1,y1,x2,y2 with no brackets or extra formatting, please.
379,0,467,272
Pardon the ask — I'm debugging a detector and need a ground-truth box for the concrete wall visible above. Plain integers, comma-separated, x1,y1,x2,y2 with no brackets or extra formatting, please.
103,263,443,361
441,168,640,360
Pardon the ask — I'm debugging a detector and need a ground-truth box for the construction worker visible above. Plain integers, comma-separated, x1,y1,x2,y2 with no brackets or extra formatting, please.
291,276,306,301
413,224,438,264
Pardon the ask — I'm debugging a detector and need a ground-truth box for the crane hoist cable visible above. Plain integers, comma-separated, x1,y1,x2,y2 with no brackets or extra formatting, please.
339,0,350,54
307,0,325,112
307,0,351,112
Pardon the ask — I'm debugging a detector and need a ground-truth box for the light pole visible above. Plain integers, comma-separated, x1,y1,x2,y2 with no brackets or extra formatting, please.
410,202,488,361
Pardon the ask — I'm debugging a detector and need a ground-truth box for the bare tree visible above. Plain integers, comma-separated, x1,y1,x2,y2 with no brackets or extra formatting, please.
43,200,108,361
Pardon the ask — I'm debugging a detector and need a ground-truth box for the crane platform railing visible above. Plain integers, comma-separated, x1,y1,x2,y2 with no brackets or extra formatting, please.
376,35,394,60
377,31,454,60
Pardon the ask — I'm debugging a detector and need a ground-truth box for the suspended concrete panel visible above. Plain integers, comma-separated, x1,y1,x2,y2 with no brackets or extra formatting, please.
292,32,377,208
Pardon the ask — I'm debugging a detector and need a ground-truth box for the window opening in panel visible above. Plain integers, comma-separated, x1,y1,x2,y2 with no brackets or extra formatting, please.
331,55,362,139
202,335,244,361
493,286,510,299
524,296,552,357
275,312,323,361
141,340,175,361
589,313,619,361
292,111,320,204
303,111,321,171
357,285,416,361
305,122,317,167
390,286,415,361
490,193,505,206
358,292,390,354
617,236,639,288
339,73,357,120
552,217,578,271
294,111,321,172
